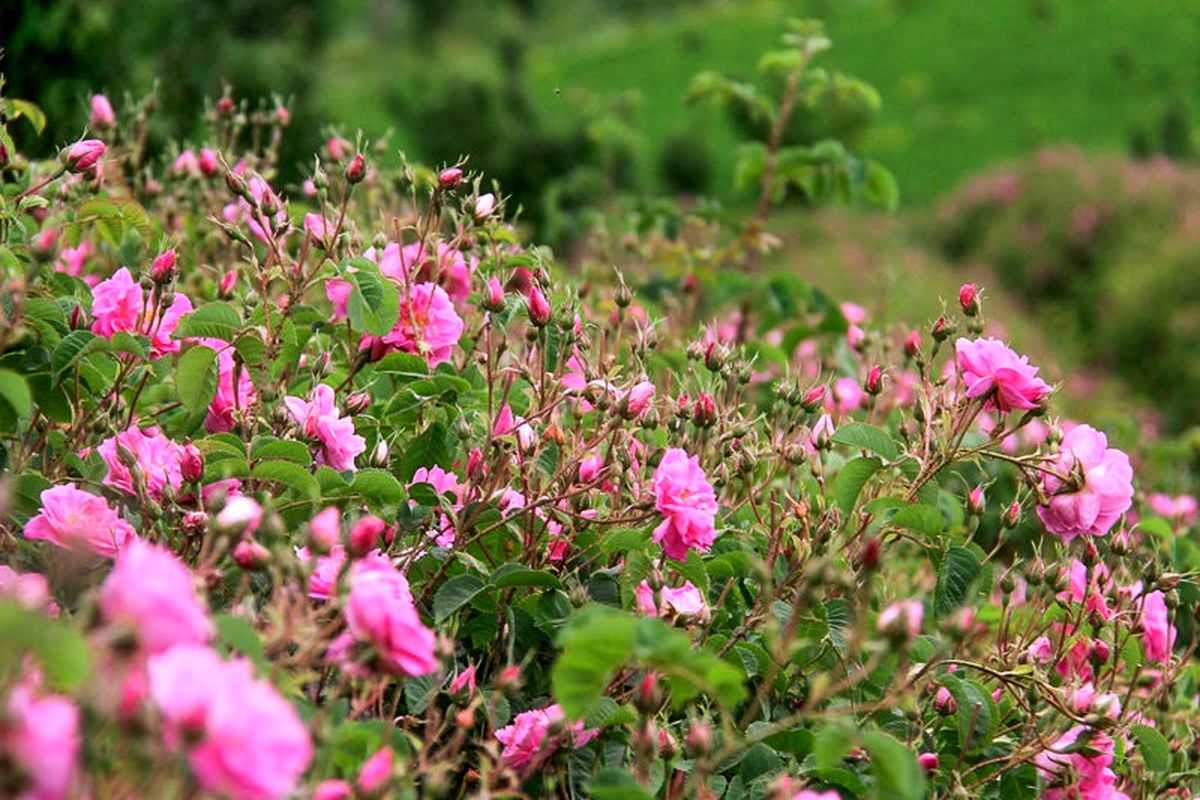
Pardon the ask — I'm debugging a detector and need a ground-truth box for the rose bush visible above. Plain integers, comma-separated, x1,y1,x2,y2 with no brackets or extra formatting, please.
0,31,1198,800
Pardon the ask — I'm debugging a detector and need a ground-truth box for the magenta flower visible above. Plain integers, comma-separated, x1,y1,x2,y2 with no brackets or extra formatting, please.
954,337,1051,412
99,539,212,653
651,448,719,561
297,544,347,601
90,267,144,338
64,138,106,172
1037,424,1134,541
2,682,80,800
635,580,657,616
284,383,366,472
24,483,136,558
97,423,184,501
494,704,597,774
340,557,436,677
409,465,461,546
1140,590,1176,663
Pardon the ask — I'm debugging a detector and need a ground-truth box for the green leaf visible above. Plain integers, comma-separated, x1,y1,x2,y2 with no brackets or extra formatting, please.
863,730,925,800
397,421,450,481
934,545,983,618
831,422,898,461
176,345,219,414
491,564,565,590
941,674,997,754
250,459,320,499
214,613,268,672
349,468,404,505
407,481,441,506
50,329,99,384
863,161,900,212
813,723,856,769
250,436,313,465
344,258,400,336
173,302,242,341
0,369,32,418
889,503,943,537
0,602,90,690
1131,724,1170,773
4,98,47,134
588,769,654,800
553,605,638,717
374,352,429,380
433,574,487,624
832,456,882,512
825,598,853,653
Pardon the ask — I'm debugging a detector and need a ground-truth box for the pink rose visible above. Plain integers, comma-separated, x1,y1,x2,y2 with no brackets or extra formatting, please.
357,747,392,793
1034,726,1121,800
90,267,144,338
877,599,924,639
659,581,709,621
494,703,597,774
90,93,116,128
2,682,80,800
24,483,136,558
0,565,53,613
64,138,106,172
954,337,1051,412
371,282,463,368
284,384,366,472
197,338,257,433
97,423,184,501
1037,425,1134,541
340,558,436,676
635,580,657,616
99,539,212,653
652,448,719,561
1140,590,1176,663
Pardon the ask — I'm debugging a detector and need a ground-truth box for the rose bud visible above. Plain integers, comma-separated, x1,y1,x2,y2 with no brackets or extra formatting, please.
527,286,551,327
865,365,884,395
150,248,178,284
904,329,922,359
918,753,939,772
959,283,980,316
62,139,106,173
686,721,713,757
182,511,209,536
198,147,219,176
482,276,505,312
800,385,827,413
349,514,385,556
91,94,116,129
344,391,371,415
308,507,341,554
69,304,89,331
216,496,263,536
438,167,463,189
219,270,237,298
357,747,393,795
474,192,496,219
232,540,270,571
180,443,204,483
693,393,716,428
931,314,956,342
1002,499,1021,529
217,96,235,116
967,486,986,516
345,153,366,184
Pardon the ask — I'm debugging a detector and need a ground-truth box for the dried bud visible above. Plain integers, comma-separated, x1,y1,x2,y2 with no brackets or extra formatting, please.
438,167,463,189
225,169,249,200
345,153,366,184
182,511,209,536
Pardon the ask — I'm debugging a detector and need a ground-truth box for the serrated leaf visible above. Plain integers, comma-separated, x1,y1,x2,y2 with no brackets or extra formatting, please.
889,503,943,537
50,329,99,384
863,730,925,800
941,674,996,754
832,422,898,461
832,456,882,513
397,421,450,481
250,437,313,465
491,564,564,590
176,345,219,413
553,605,638,717
0,369,32,418
433,574,487,624
344,258,400,336
250,459,319,499
1131,724,1170,773
349,468,404,505
173,302,242,341
935,545,984,618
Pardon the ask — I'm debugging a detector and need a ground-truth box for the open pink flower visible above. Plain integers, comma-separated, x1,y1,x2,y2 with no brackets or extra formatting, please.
284,383,366,472
955,337,1051,412
1140,590,1176,663
2,682,80,800
98,423,184,500
297,544,347,601
659,581,709,621
494,703,598,774
409,465,461,546
24,483,136,557
652,448,719,561
877,599,924,638
149,293,193,357
1034,726,1123,800
99,539,212,653
340,557,436,676
1146,492,1198,525
196,338,257,433
1037,425,1134,541
372,282,463,368
91,267,144,338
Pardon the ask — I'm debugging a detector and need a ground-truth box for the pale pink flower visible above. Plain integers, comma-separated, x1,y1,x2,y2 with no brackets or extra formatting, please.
450,664,477,696
98,423,184,500
474,192,496,218
148,644,240,736
0,566,53,613
371,282,463,368
840,301,867,325
1140,590,1176,663
216,496,263,535
24,483,136,557
326,279,353,320
635,580,657,616
148,293,193,357
494,704,597,774
652,448,719,561
2,682,80,800
90,93,116,128
1070,682,1121,719
659,581,709,621
91,267,144,338
202,339,257,433
173,149,200,175
357,747,392,793
877,599,924,638
340,558,436,676
622,381,655,418
99,539,212,653
284,384,366,472
409,465,461,547
54,240,93,276
1146,492,1198,525
579,452,604,484
304,213,331,244
1037,425,1134,541
954,337,1051,413
1027,635,1053,663
297,544,347,601
826,376,865,416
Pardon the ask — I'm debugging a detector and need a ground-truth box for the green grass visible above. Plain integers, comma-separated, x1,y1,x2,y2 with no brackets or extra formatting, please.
525,0,1200,206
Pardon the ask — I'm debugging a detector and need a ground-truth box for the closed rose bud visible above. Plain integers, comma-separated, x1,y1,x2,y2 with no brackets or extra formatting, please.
217,96,235,116
704,341,725,372
497,664,522,693
693,393,716,428
474,192,496,219
483,276,505,312
918,753,939,772
904,330,922,359
344,391,371,415
219,270,237,298
180,443,204,483
275,106,291,126
370,440,389,467
62,139,106,172
865,365,884,395
467,447,484,479
150,248,177,284
357,747,393,794
801,385,826,413
527,286,551,327
349,515,385,556
686,721,712,757
182,511,209,535
91,94,116,129
69,304,89,330
959,283,979,316
931,314,955,342
438,167,463,189
847,324,866,350
345,153,366,184
308,507,341,554
967,486,985,515
198,148,219,176
1092,639,1111,663
232,540,269,570
224,168,249,199
1110,527,1131,555
216,496,263,535
1002,499,1021,528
